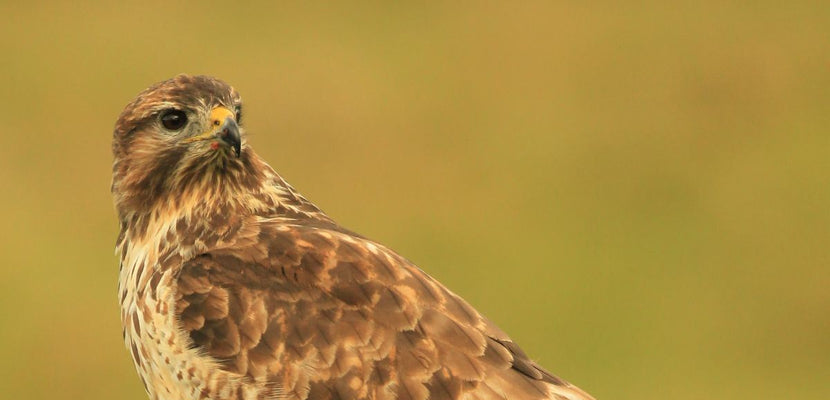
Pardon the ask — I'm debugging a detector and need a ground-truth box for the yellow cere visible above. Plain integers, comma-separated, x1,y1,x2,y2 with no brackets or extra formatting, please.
209,106,235,126
182,107,236,143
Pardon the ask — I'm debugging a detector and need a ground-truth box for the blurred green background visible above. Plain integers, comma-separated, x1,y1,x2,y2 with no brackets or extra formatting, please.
1,2,828,399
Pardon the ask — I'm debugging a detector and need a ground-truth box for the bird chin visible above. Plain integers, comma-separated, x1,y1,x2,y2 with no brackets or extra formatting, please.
186,140,231,158
203,143,242,166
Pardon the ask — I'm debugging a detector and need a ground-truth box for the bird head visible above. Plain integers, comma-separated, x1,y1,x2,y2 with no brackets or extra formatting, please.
111,75,264,216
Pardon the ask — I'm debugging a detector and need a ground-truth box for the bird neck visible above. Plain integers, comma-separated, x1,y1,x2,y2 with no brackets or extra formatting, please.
114,151,331,269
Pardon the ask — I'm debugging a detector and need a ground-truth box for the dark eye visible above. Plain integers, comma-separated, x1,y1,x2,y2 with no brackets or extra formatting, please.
160,109,188,131
234,107,242,124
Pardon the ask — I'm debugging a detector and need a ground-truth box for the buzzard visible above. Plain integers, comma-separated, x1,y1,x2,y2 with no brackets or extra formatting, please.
112,75,594,400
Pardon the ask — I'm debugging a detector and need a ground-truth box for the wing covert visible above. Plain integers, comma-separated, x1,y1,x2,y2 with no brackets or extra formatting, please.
174,220,593,400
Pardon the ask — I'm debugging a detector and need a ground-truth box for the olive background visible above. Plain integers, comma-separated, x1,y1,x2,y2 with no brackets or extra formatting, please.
0,2,828,399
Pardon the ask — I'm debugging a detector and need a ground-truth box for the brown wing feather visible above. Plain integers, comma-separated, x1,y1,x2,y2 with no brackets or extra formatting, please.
174,220,593,400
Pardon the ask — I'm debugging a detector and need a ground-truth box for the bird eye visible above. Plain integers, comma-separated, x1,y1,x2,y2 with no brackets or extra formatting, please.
234,107,242,124
160,109,188,131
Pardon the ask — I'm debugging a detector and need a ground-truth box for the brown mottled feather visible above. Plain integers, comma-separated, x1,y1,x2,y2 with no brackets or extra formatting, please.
172,222,591,400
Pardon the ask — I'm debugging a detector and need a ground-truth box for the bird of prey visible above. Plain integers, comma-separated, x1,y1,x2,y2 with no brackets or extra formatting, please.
112,74,594,400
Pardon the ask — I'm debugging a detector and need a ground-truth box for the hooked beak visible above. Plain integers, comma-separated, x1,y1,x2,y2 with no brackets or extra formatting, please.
216,116,241,157
182,106,241,157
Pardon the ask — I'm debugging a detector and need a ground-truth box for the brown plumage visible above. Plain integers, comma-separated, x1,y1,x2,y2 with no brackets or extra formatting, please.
112,74,595,400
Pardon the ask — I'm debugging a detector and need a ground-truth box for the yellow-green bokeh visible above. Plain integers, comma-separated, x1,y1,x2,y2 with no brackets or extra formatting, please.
0,2,827,399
